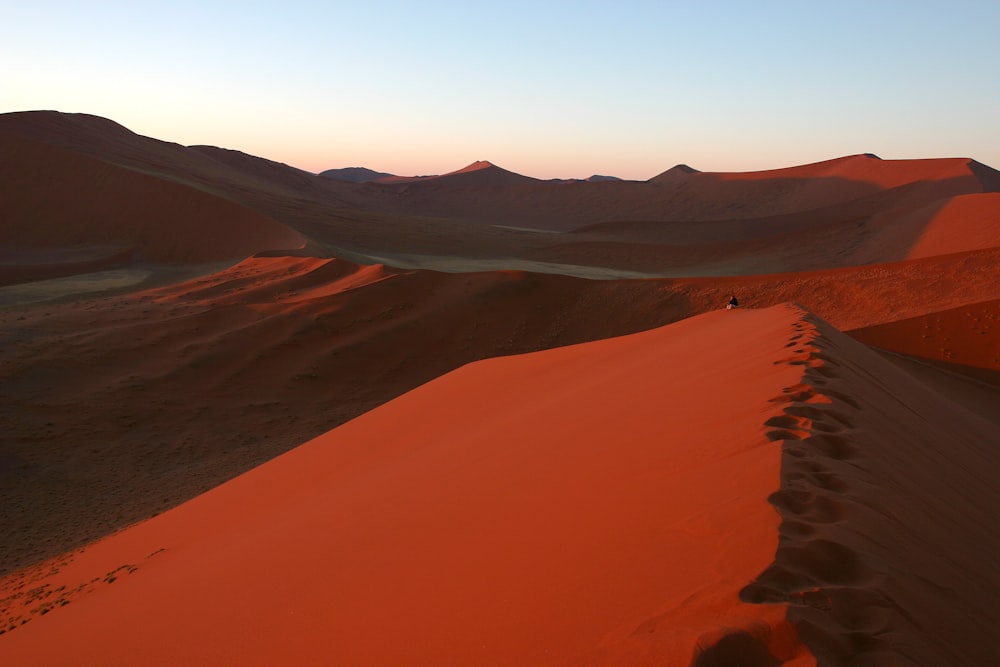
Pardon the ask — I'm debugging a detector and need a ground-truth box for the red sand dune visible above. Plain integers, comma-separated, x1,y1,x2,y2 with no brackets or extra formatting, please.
0,255,688,575
848,297,1000,384
372,160,538,186
0,133,304,266
3,111,1000,665
0,305,813,665
400,159,540,186
4,246,1000,577
4,111,1000,277
350,153,998,234
3,304,1000,665
856,192,1000,262
642,153,990,221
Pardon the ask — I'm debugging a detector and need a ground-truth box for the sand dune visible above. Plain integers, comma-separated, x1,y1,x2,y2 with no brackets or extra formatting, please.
0,255,681,574
750,310,1000,666
398,159,540,186
848,297,1000,384
0,132,304,267
3,110,1000,665
4,111,1000,278
5,241,1000,575
3,304,999,665
351,153,997,234
0,305,814,665
857,192,1000,261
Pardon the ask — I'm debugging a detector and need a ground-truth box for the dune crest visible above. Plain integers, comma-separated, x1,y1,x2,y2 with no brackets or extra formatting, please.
6,303,999,664
0,305,819,665
744,312,1000,665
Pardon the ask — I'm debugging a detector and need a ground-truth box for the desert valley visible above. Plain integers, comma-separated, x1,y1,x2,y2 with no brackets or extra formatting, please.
2,110,1000,665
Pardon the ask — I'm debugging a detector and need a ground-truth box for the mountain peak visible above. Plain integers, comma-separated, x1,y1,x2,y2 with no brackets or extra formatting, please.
418,160,536,186
449,160,499,175
650,163,700,182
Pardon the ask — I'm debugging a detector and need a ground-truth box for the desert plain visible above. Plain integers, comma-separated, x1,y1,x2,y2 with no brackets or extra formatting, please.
1,111,1000,665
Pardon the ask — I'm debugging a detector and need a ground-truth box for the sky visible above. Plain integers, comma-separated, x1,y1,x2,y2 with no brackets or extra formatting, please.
3,1,999,180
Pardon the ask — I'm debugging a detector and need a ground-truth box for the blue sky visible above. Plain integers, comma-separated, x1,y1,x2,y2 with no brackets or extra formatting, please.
3,1,998,179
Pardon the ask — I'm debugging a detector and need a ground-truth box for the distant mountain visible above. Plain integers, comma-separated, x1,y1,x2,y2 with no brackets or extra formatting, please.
320,167,395,182
548,175,625,184
320,163,623,185
377,161,539,187
650,164,700,182
429,160,539,186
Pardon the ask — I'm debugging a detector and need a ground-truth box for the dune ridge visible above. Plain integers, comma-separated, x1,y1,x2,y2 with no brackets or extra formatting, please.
0,132,305,265
4,111,999,276
3,109,1000,665
4,304,999,664
4,245,1000,575
743,311,1000,665
848,297,1000,385
0,304,817,665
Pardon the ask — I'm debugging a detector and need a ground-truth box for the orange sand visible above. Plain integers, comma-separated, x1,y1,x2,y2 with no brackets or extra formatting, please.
3,111,1000,665
0,306,815,666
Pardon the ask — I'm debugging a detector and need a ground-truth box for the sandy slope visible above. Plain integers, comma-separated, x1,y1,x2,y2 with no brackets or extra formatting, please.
848,297,1000,384
0,305,816,666
345,153,998,236
0,133,305,266
4,111,1000,280
3,110,1000,665
4,304,1000,665
0,256,675,574
757,312,1000,665
4,246,1000,576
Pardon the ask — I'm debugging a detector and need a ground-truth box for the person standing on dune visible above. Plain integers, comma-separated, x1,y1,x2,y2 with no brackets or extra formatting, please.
726,295,739,310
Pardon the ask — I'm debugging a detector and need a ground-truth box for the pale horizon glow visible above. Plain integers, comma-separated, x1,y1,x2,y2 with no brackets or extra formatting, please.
3,1,999,180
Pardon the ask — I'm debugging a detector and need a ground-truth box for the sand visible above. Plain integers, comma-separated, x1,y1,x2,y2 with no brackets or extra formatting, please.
2,110,1000,665
0,305,816,665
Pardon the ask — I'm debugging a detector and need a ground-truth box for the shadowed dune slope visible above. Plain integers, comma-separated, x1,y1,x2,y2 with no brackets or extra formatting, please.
0,305,816,666
640,153,995,221
0,112,331,203
848,298,1000,385
0,111,359,239
352,153,999,235
549,178,1000,274
0,256,687,575
868,192,1000,261
0,133,304,267
739,311,1000,666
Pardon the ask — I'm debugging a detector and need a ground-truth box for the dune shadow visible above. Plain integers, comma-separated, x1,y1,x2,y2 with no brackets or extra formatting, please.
692,629,782,667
